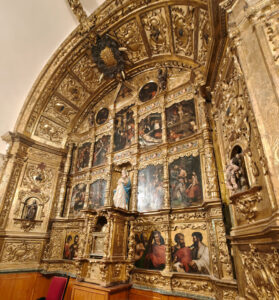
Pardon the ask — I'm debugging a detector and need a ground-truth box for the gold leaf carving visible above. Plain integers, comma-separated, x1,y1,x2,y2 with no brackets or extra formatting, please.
34,117,66,144
241,244,279,299
171,6,194,57
72,55,101,92
142,8,170,55
115,19,147,63
44,95,77,125
57,74,90,107
198,9,211,63
2,241,41,263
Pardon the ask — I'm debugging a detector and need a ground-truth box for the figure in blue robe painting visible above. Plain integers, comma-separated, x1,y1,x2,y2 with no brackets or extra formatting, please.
113,168,131,210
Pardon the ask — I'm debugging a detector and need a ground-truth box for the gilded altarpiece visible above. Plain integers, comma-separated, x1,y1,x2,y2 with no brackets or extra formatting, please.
212,40,279,299
0,0,249,298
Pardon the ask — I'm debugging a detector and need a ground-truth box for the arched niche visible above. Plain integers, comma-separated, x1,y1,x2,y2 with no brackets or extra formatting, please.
21,197,39,220
90,216,108,258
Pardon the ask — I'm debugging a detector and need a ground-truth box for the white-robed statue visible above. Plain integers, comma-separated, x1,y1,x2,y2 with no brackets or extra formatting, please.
113,168,131,210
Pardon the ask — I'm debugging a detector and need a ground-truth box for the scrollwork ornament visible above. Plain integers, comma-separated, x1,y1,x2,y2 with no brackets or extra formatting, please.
2,241,41,263
142,8,170,55
240,244,279,299
116,19,147,62
22,162,54,193
171,6,194,57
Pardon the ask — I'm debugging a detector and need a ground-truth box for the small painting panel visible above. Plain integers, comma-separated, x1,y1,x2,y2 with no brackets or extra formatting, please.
113,106,135,152
63,232,79,260
117,84,134,101
139,82,158,102
139,113,162,148
166,99,197,142
169,155,203,208
171,229,210,275
69,183,86,217
89,179,107,209
135,230,166,270
137,164,164,212
96,108,109,125
92,135,111,167
76,142,91,171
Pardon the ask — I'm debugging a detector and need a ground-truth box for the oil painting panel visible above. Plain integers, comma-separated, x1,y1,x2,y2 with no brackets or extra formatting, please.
89,179,107,209
166,99,197,142
137,164,164,212
135,230,166,270
92,135,110,167
169,155,203,208
69,183,86,217
139,113,162,148
113,106,135,152
63,232,79,260
76,142,91,171
171,228,210,275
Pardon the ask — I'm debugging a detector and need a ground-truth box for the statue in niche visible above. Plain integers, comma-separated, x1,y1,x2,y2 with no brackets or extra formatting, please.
113,168,131,210
225,146,249,193
22,198,38,220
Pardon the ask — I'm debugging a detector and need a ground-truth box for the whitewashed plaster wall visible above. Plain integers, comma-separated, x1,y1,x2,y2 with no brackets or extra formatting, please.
0,0,104,154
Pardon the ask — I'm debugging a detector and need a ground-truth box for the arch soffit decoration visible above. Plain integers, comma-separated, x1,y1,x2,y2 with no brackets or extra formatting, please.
14,0,223,150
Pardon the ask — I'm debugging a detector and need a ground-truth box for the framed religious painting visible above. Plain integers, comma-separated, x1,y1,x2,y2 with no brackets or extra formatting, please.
171,228,210,275
96,107,109,125
92,135,110,167
113,106,135,152
137,164,164,212
166,99,197,142
89,179,107,209
63,232,80,260
138,113,162,148
135,230,166,270
139,82,158,102
69,183,86,217
76,142,91,171
169,154,203,208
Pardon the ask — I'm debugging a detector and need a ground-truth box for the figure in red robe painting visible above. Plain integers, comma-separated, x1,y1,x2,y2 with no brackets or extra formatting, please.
144,231,166,270
172,233,192,272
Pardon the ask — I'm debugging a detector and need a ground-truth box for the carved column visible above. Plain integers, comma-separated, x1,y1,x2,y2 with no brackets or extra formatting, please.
224,0,279,206
55,142,74,218
131,169,138,211
163,150,170,209
199,96,220,201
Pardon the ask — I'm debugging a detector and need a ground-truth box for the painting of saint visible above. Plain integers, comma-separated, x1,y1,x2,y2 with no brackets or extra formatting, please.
69,183,86,216
137,164,164,212
171,231,210,274
89,179,107,209
135,230,166,270
169,155,203,208
63,233,79,260
113,168,131,210
139,82,158,102
92,135,110,167
76,142,91,171
96,108,109,125
113,106,135,152
139,113,162,148
166,99,197,142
